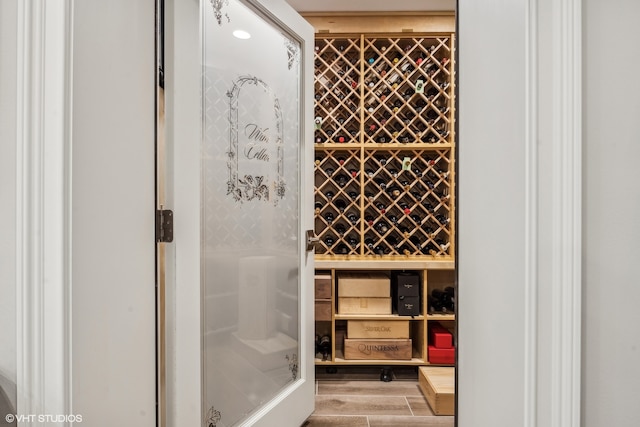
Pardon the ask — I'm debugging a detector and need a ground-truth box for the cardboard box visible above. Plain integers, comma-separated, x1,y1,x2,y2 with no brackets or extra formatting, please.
337,272,390,297
338,297,391,315
429,323,453,348
344,338,413,360
347,320,410,339
419,366,455,415
428,345,455,364
315,300,332,321
314,274,332,299
396,295,421,316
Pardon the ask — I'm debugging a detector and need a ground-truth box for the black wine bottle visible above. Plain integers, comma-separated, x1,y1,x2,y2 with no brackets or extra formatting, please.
336,244,349,255
375,220,389,234
335,174,349,187
334,199,347,212
318,335,331,361
335,224,346,236
365,215,374,226
324,212,335,224
364,236,375,249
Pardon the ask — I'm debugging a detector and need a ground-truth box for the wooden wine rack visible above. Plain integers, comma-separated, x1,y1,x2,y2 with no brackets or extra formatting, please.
314,33,456,261
307,13,456,369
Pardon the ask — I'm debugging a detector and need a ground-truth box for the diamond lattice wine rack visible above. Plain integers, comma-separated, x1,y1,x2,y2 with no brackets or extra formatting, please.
314,33,456,260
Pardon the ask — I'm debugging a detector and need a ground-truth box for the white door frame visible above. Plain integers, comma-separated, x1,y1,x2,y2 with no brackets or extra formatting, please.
458,1,581,426
4,0,582,426
11,0,73,420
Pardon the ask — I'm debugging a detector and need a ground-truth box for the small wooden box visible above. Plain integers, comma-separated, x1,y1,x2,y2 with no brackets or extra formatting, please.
344,338,412,360
338,297,391,314
419,366,455,415
347,320,410,339
315,274,332,299
337,272,390,297
315,300,332,321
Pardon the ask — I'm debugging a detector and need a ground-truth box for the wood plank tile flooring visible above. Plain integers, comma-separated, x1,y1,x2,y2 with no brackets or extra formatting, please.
302,367,455,427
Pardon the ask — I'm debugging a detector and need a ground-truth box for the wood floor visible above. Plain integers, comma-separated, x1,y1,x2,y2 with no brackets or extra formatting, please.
302,367,455,427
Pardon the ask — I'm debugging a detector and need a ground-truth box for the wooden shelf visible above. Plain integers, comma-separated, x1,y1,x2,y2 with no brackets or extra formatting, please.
427,313,455,321
335,314,425,320
315,258,454,270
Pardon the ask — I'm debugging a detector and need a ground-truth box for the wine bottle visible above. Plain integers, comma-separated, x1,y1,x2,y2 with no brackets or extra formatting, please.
365,215,374,226
347,212,358,225
349,168,358,178
348,191,358,200
388,214,398,225
318,335,331,361
347,235,359,247
374,245,388,255
386,235,399,249
336,244,349,255
335,224,346,236
375,220,389,233
324,212,335,224
314,202,323,213
364,237,375,249
335,174,349,187
375,178,387,190
435,214,449,225
376,203,387,214
387,185,401,198
324,167,335,177
334,199,347,212
399,202,411,215
325,190,334,200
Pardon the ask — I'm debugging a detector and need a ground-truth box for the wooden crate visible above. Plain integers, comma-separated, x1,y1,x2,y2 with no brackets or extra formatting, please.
347,320,410,339
315,300,332,321
419,366,455,415
344,338,412,360
338,297,391,314
337,272,390,297
315,274,332,299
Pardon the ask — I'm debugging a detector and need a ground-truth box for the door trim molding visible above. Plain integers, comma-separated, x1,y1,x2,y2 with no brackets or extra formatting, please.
549,1,582,426
524,1,538,426
15,0,73,419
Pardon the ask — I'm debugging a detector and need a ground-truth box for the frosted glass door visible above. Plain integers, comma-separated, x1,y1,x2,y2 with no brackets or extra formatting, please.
201,1,309,426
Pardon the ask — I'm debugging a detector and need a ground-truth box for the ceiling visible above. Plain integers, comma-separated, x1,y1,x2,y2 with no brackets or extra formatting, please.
284,0,455,13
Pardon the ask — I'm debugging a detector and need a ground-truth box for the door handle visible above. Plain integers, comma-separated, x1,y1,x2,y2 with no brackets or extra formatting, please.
306,229,320,252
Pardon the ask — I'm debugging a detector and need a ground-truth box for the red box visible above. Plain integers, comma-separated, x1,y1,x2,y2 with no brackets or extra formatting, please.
428,345,455,364
429,323,453,349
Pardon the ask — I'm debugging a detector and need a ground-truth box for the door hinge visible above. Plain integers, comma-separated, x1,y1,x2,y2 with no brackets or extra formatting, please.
156,209,173,243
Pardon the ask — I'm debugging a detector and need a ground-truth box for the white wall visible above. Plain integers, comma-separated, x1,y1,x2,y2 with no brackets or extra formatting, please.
582,0,640,424
71,1,156,426
0,0,17,397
